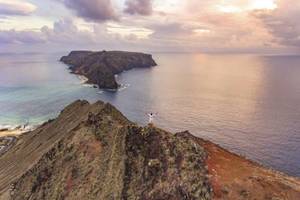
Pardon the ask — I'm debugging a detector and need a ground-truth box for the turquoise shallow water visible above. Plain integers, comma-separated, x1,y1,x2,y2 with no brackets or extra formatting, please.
0,52,300,177
0,53,100,128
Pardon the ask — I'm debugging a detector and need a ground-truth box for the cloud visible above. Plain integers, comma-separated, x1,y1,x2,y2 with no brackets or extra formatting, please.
0,0,36,16
124,0,153,16
0,18,154,53
0,18,139,47
61,0,117,22
253,0,300,47
143,7,275,52
1,0,300,53
149,22,194,40
41,18,96,44
0,29,45,44
0,18,90,45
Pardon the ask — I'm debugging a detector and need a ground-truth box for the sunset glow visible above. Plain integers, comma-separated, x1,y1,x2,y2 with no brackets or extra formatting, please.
0,0,298,54
217,0,277,13
1,0,300,197
250,0,278,10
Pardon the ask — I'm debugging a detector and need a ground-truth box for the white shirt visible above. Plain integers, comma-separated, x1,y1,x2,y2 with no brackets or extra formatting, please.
147,113,156,123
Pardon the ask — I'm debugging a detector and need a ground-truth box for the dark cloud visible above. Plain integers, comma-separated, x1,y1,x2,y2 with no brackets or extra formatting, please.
62,0,117,22
0,1,36,16
41,18,96,44
124,0,153,16
255,12,300,46
0,29,45,44
0,19,87,45
253,1,300,47
0,18,121,46
0,18,149,53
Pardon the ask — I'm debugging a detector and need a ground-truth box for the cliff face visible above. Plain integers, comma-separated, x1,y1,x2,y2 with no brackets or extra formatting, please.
8,101,211,200
1,101,300,200
60,51,157,89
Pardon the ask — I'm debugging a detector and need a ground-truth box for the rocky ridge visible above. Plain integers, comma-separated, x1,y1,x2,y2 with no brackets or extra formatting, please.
2,100,211,200
0,100,300,200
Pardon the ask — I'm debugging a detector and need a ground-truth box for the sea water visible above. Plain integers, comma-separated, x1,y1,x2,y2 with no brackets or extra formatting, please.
0,52,300,177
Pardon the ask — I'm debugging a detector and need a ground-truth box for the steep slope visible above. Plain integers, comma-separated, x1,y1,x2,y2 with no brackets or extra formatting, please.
60,51,157,89
196,137,300,200
6,101,211,200
1,100,300,200
0,100,105,198
174,132,300,200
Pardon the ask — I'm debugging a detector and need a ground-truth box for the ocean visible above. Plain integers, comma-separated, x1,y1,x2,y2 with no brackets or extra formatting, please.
0,52,300,177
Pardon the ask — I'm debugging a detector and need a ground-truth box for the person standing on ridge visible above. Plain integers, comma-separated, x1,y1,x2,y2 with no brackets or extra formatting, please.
147,112,157,125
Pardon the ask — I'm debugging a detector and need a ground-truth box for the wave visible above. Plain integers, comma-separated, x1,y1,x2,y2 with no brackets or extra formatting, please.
103,83,130,92
0,123,37,133
118,83,130,91
82,84,96,88
76,75,99,89
76,75,89,84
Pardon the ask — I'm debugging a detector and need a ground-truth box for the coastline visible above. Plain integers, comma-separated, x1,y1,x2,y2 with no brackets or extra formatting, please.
75,73,130,92
0,124,36,138
76,74,89,84
1,100,299,199
0,127,34,156
0,129,24,138
60,51,157,89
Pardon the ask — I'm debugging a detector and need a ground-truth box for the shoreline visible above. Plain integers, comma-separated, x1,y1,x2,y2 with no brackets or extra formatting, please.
0,124,37,138
76,74,89,84
60,51,157,90
75,73,130,92
0,129,24,138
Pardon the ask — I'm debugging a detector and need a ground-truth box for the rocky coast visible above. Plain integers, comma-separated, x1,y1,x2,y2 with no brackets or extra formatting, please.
60,51,157,89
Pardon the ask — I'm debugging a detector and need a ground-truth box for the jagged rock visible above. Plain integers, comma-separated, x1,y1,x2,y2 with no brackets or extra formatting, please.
8,101,211,200
1,100,300,200
60,51,157,89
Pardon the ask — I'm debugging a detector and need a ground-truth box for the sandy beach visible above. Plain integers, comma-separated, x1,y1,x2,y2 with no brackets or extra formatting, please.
0,130,24,138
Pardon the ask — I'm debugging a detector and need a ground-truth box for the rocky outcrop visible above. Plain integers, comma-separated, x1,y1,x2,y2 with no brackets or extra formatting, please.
6,101,211,200
60,51,157,89
0,136,16,157
0,100,300,200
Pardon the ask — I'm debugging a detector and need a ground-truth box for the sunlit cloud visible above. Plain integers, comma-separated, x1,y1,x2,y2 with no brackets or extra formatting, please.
217,5,242,13
0,0,36,16
0,0,300,54
107,23,153,39
250,0,277,10
193,29,211,35
216,0,277,13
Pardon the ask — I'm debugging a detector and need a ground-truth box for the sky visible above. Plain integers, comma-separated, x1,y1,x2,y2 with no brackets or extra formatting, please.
0,0,299,53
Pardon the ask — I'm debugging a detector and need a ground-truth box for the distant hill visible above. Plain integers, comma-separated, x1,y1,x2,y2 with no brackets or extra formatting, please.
60,51,157,89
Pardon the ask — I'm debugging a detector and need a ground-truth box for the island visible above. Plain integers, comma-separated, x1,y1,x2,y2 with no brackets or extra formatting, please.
60,51,157,89
0,100,299,200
